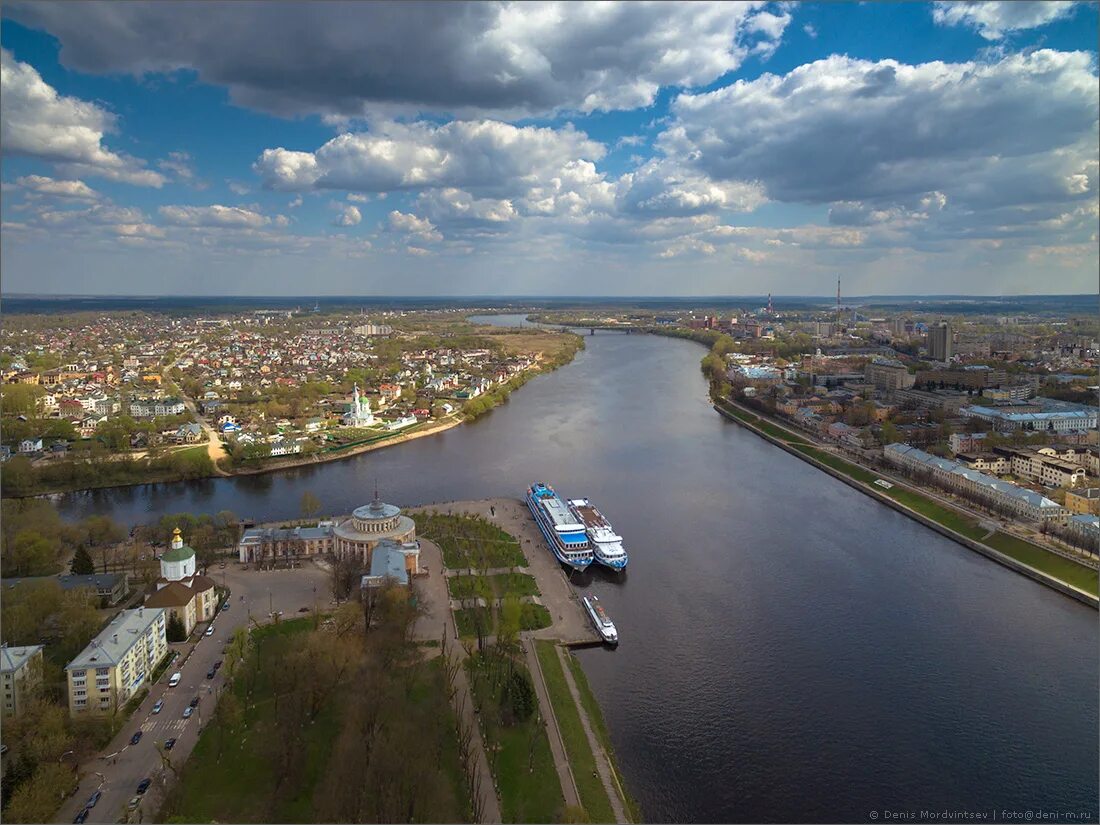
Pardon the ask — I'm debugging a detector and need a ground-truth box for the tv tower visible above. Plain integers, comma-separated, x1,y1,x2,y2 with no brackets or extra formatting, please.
835,276,841,327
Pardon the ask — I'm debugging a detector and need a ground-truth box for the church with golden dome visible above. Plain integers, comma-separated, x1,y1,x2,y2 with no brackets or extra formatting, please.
144,528,218,636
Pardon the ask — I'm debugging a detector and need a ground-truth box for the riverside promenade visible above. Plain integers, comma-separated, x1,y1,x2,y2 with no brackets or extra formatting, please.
715,398,1099,608
409,497,629,823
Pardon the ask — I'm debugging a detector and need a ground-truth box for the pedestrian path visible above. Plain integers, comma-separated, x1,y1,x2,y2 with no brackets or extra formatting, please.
556,645,629,823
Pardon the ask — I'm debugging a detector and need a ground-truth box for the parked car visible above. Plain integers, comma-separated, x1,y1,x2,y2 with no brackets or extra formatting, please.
130,731,142,745
222,602,230,611
86,791,101,809
73,809,88,823
128,797,141,810
168,672,182,687
213,660,223,670
206,668,216,679
164,738,176,751
205,625,215,636
182,707,193,719
152,699,163,714
189,696,200,708
136,778,151,795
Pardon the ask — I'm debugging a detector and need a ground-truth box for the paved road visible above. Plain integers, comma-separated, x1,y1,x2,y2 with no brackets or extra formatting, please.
56,564,330,825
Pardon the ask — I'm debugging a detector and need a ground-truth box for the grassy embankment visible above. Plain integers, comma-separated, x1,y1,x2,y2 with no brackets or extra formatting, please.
465,650,564,823
413,512,553,638
160,616,472,824
534,641,620,823
717,399,1099,597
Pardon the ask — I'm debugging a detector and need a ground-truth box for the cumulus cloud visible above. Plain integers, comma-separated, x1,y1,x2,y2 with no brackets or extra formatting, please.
346,193,370,203
659,49,1099,242
388,210,442,242
1,49,165,186
6,1,790,118
931,1,1079,40
15,175,98,200
158,204,279,228
255,119,604,195
332,205,362,227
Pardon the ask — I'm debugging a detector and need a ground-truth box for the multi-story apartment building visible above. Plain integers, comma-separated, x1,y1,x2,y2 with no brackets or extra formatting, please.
992,447,1089,488
927,321,953,362
1,644,44,717
885,444,1067,523
865,357,915,392
1065,488,1100,516
65,608,167,717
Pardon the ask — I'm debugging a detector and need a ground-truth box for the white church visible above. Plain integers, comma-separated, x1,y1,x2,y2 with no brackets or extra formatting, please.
143,528,219,636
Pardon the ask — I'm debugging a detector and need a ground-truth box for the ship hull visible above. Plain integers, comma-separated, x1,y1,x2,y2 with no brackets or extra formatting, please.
526,486,593,571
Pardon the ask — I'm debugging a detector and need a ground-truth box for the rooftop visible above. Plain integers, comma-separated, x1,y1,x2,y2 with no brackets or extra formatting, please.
66,608,165,671
1,644,43,673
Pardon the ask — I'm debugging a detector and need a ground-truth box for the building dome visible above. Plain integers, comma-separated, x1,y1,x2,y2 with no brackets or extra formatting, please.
333,490,416,565
161,527,197,582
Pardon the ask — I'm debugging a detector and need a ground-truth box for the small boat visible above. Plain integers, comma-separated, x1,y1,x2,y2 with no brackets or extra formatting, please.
582,595,618,645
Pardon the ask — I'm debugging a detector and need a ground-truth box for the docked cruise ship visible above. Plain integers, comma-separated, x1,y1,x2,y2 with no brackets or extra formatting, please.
526,483,594,571
567,498,628,571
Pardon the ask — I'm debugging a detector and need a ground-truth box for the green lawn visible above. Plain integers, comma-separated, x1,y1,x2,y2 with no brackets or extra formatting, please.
789,443,1098,598
453,604,551,639
716,400,809,444
534,641,615,823
413,512,527,569
161,618,471,823
563,652,641,823
984,531,1099,595
448,572,541,602
465,653,564,823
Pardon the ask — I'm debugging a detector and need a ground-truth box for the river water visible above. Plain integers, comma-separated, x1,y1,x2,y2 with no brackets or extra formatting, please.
56,315,1097,822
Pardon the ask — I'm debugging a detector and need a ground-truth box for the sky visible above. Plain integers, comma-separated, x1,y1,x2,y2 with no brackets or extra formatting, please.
0,1,1097,297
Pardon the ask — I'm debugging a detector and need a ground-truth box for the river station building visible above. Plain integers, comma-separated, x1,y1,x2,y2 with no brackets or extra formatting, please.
238,492,421,576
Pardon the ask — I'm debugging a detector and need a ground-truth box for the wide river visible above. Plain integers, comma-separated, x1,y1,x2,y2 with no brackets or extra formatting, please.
57,315,1097,822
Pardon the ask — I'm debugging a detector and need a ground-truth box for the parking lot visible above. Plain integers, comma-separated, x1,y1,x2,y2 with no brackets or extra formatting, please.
56,562,331,825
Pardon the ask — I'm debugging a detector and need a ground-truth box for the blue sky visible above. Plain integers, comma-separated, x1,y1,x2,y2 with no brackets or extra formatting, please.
1,1,1097,296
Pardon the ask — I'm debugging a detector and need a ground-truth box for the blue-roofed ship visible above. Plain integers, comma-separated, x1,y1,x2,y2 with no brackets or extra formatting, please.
567,498,628,571
525,483,594,571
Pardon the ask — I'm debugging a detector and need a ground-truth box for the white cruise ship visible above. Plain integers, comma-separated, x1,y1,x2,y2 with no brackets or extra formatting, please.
567,499,628,571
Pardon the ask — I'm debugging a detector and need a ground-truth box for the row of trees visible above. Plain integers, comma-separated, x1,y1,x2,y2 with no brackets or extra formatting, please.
1,447,215,497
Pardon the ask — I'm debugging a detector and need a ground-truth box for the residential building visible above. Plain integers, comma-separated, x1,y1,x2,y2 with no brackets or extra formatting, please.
992,447,1089,488
1065,488,1100,516
885,444,1067,523
949,432,988,455
892,388,970,414
927,321,953,361
65,608,168,716
865,357,915,392
56,573,130,606
1,644,44,717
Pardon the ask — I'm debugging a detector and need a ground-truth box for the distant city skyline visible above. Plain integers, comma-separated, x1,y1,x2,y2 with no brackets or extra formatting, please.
1,1,1097,296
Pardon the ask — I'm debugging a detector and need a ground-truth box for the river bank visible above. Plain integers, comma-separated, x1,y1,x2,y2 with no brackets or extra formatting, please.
6,335,582,500
714,398,1098,607
41,316,1100,823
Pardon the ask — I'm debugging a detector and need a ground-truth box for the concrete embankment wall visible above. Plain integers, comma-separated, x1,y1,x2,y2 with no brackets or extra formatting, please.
714,403,1099,610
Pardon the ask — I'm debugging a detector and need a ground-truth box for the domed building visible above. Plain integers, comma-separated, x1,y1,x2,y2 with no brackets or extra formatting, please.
144,528,218,636
333,492,420,575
